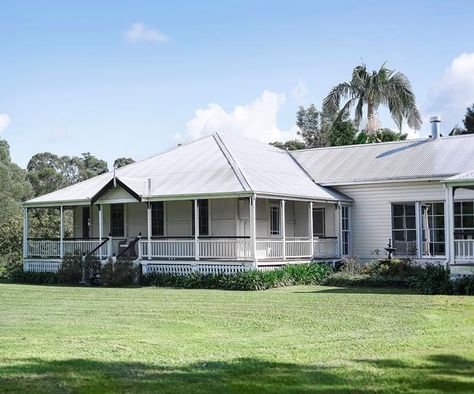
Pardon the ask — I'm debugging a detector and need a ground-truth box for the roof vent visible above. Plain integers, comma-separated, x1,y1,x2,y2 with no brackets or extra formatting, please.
430,115,441,139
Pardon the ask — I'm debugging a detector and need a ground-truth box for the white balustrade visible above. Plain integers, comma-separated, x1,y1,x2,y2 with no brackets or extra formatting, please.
23,260,61,273
313,238,338,258
27,240,60,257
27,239,106,258
454,239,474,262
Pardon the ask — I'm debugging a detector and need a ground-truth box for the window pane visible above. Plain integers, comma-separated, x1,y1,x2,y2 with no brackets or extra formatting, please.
313,208,325,236
407,230,416,241
270,206,280,235
199,200,209,236
393,205,404,216
463,215,474,228
433,203,444,216
405,204,416,216
393,230,405,241
110,204,124,237
393,217,404,230
454,202,462,215
405,217,416,229
151,202,164,236
82,207,91,239
463,202,474,215
455,215,462,228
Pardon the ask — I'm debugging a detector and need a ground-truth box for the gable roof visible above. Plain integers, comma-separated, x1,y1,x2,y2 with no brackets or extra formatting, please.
292,134,474,185
24,133,350,207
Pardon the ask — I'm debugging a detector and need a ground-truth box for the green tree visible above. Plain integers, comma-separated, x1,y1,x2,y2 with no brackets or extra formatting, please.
270,140,306,151
329,120,358,146
464,104,474,133
323,63,422,133
0,139,33,276
113,157,135,168
296,104,333,148
356,128,408,144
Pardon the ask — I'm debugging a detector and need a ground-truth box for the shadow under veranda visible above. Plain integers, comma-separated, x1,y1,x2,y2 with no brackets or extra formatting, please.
0,354,472,394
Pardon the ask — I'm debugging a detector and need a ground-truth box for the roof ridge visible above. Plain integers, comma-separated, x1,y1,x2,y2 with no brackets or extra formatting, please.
213,133,252,191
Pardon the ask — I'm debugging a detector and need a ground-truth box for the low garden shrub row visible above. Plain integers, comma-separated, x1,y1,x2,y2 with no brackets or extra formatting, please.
328,258,474,295
142,263,333,291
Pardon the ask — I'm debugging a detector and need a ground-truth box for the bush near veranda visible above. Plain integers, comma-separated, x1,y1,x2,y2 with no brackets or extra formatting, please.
142,263,333,291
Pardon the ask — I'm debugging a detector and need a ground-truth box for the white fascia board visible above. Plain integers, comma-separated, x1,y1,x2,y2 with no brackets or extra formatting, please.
142,192,253,202
23,199,91,208
254,192,343,204
320,176,449,187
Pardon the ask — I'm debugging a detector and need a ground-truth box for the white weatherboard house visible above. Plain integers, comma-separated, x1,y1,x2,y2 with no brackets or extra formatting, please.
23,119,474,276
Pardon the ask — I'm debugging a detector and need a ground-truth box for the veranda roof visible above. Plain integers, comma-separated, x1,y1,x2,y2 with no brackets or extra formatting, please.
292,134,474,185
24,133,351,207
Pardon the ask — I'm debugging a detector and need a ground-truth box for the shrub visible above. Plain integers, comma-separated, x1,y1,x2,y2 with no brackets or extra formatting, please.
451,276,474,296
101,257,136,287
11,271,59,285
142,263,332,291
363,258,421,279
408,263,451,295
1,253,23,280
324,272,410,288
57,254,83,284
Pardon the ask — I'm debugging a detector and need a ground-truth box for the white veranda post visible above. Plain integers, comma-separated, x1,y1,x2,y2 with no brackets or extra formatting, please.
281,200,286,260
194,199,199,261
446,185,455,267
60,206,64,258
23,207,29,259
147,203,152,260
308,201,314,257
98,205,103,259
249,195,257,266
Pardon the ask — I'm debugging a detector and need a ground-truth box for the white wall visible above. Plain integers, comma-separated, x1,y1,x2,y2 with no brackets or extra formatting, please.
335,180,474,261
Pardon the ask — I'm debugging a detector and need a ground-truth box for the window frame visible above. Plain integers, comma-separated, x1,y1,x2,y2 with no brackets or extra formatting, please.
312,207,326,237
82,206,91,239
269,204,280,236
151,201,165,237
110,203,125,237
341,206,351,256
192,200,210,236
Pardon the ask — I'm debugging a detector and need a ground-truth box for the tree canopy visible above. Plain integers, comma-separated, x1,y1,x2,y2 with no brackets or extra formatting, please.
113,157,135,168
323,63,422,133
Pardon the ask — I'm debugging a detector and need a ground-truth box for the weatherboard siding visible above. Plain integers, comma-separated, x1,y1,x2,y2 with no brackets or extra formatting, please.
336,180,474,261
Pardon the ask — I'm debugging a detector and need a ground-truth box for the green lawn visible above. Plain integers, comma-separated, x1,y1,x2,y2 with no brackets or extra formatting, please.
0,284,473,393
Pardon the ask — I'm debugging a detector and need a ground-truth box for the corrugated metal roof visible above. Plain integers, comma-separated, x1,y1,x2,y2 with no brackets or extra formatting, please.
25,133,348,206
444,170,474,183
292,134,474,185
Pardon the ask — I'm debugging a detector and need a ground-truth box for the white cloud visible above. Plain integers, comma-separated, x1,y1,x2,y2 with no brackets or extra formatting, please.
0,114,10,133
179,90,297,143
426,52,474,130
291,80,309,104
123,23,169,43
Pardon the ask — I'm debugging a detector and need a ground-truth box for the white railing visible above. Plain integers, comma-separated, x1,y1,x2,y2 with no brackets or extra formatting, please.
454,239,474,262
27,240,60,257
27,239,106,258
256,237,338,260
286,237,312,258
313,238,338,258
140,238,251,260
63,240,103,257
199,238,251,259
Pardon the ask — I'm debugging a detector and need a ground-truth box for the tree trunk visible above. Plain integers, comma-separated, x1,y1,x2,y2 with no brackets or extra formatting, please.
366,101,379,134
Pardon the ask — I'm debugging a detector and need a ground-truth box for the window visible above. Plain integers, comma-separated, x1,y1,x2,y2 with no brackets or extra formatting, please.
82,207,91,239
270,205,280,235
110,204,125,237
151,202,164,236
454,201,474,239
421,202,445,256
312,208,325,237
192,200,209,236
392,203,417,256
341,206,351,255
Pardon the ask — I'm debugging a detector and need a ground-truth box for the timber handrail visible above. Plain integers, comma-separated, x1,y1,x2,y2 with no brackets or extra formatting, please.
86,238,109,258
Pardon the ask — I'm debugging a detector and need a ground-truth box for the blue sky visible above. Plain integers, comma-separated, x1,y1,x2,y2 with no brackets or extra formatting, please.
1,0,474,168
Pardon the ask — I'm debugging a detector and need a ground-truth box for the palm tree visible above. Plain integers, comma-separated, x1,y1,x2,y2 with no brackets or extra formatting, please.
323,63,422,134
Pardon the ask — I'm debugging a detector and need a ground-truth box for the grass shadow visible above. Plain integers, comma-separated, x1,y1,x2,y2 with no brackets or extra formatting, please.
0,354,472,393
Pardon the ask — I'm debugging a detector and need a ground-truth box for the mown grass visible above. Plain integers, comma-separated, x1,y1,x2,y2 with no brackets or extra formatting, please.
0,284,473,393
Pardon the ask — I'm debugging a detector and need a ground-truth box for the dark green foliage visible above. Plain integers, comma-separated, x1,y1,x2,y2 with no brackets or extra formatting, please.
329,120,358,146
324,272,410,288
296,105,332,148
356,128,408,144
9,271,59,285
113,157,135,168
451,276,474,295
363,258,421,279
143,263,333,291
101,257,136,287
408,263,452,295
269,140,306,151
57,254,83,284
463,103,474,134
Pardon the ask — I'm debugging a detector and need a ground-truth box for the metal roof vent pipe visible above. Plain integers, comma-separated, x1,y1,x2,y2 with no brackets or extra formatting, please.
430,115,441,139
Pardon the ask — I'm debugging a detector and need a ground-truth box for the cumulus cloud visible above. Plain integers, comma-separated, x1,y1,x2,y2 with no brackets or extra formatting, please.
179,91,297,143
0,114,10,133
123,23,169,43
426,53,474,129
291,80,309,104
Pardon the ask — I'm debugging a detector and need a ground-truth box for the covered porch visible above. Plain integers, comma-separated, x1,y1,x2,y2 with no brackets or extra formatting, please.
23,193,349,272
445,171,474,274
